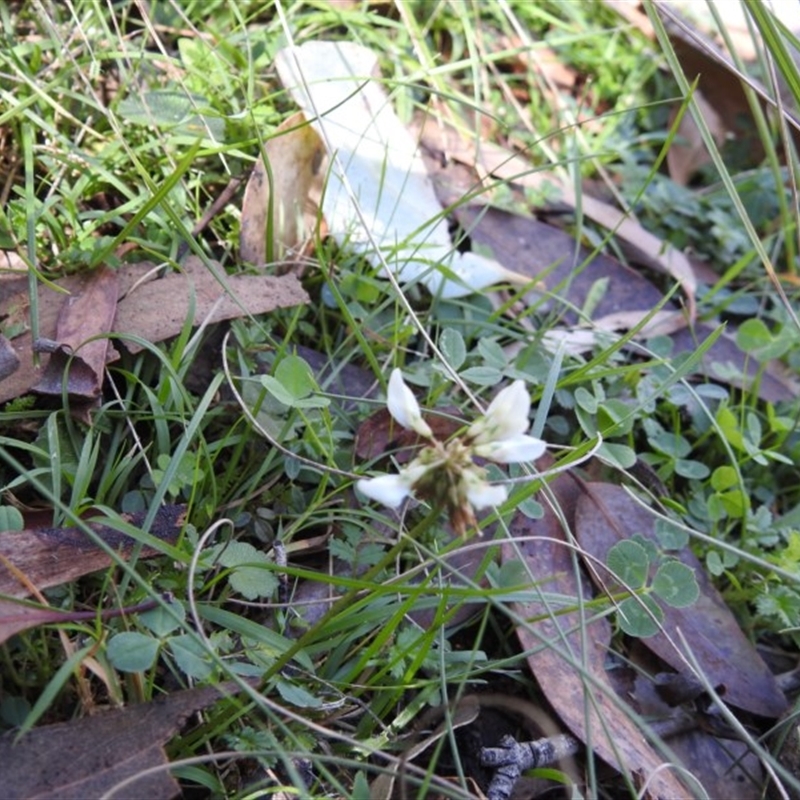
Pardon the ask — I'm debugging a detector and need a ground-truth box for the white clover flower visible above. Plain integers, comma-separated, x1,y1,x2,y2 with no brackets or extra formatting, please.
357,371,546,535
467,380,546,463
386,368,433,438
356,461,430,509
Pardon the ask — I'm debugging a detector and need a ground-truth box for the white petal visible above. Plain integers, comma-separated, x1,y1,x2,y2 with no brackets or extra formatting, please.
356,474,413,508
473,434,546,464
464,477,508,510
468,380,530,444
386,369,433,438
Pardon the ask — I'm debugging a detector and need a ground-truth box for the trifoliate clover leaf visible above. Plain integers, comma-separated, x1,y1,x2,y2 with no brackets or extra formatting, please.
652,560,699,608
606,540,650,590
616,594,663,638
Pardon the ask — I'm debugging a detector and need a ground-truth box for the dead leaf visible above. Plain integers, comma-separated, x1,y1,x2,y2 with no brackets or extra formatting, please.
0,504,185,600
502,471,693,799
240,111,324,264
0,333,19,380
670,324,798,404
666,90,726,185
355,406,462,462
32,266,119,399
114,256,309,353
417,117,698,317
426,147,796,403
574,483,787,718
0,257,309,402
607,1,800,161
275,40,531,299
623,658,765,800
452,204,673,326
0,600,84,645
0,682,241,800
0,595,163,649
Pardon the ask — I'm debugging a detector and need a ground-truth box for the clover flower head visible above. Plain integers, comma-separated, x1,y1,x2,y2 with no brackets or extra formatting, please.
356,370,546,535
386,368,433,438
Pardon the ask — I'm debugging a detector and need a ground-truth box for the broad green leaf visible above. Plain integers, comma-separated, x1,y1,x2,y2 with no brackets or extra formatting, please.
596,398,635,436
439,328,466,371
735,318,772,353
606,540,650,589
349,771,372,800
517,497,544,520
262,364,329,410
275,677,323,708
616,594,663,638
711,465,738,492
169,634,214,680
674,459,710,479
652,561,699,608
260,374,297,406
140,602,186,637
477,338,507,369
460,366,503,386
654,518,689,550
107,631,159,672
275,355,317,400
0,506,24,531
219,541,279,600
597,442,637,469
574,386,598,413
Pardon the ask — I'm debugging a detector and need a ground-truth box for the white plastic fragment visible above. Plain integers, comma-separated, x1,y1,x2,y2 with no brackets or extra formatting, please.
275,41,530,299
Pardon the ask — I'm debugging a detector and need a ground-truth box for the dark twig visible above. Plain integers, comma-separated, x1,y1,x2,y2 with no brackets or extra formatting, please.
480,714,698,800
480,733,580,800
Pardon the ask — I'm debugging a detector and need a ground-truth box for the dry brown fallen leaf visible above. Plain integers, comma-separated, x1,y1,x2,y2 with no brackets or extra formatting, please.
0,333,19,381
574,483,787,719
113,256,309,353
0,505,185,645
240,111,324,265
415,116,698,319
32,265,119,400
0,505,186,599
623,660,764,800
607,0,800,160
666,90,727,185
0,682,245,800
0,256,309,403
452,204,672,328
502,470,693,799
425,152,797,403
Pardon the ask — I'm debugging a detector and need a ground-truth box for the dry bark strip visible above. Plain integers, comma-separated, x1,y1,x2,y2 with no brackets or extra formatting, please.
0,504,186,599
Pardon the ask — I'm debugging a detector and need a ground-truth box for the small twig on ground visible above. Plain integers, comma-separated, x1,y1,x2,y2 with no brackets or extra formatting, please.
480,732,580,800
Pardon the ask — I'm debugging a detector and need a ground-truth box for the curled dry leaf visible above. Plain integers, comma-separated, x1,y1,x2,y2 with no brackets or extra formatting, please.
0,504,186,645
32,265,119,400
113,256,309,353
0,505,186,598
0,257,310,403
240,111,324,264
